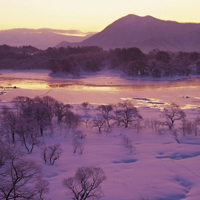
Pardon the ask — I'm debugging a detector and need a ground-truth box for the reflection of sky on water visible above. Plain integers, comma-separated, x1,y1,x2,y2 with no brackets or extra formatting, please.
1,74,200,109
182,104,200,109
11,82,49,89
0,78,49,90
47,82,200,91
1,75,200,91
48,84,119,91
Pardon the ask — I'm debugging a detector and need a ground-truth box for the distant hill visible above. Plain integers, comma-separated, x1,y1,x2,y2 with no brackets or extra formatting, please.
59,14,200,53
56,41,78,48
0,29,95,50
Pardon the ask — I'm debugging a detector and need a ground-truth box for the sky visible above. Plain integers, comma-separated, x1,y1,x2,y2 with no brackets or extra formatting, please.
1,0,200,33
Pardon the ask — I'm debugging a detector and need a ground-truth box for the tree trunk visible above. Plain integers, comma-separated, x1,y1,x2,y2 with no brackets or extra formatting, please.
40,127,43,136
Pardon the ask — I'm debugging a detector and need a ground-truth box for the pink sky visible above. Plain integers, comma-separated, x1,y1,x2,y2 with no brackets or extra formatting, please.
1,0,200,33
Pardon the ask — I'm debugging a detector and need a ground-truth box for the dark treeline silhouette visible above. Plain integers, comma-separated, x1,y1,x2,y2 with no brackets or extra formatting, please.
0,45,200,77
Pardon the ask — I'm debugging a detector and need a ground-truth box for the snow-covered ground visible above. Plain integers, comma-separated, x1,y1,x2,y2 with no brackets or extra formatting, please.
1,70,200,200
32,121,200,200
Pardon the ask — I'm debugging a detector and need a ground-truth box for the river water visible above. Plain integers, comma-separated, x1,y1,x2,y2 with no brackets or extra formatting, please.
0,70,200,110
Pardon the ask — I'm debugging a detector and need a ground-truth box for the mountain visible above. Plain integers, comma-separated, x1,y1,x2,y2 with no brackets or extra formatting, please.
60,14,200,53
0,29,95,49
2,15,200,52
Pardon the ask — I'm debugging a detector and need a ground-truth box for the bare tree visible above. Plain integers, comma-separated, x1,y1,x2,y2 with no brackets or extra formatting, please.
13,96,53,136
82,114,91,128
0,150,7,168
0,124,10,145
81,102,91,115
132,117,143,133
0,143,10,168
72,139,84,154
80,102,92,127
42,143,62,165
31,103,52,136
163,103,186,130
195,117,200,136
34,179,49,200
97,104,113,129
121,135,136,153
180,118,198,136
16,119,41,154
13,96,33,117
62,166,106,200
113,109,122,126
0,106,18,143
91,117,106,134
73,130,86,139
114,101,142,128
148,118,166,134
0,146,49,200
54,101,72,125
41,95,57,111
64,110,81,130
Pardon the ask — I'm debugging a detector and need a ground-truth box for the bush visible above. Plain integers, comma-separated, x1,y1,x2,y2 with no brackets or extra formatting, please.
42,143,62,165
121,135,136,153
63,166,106,200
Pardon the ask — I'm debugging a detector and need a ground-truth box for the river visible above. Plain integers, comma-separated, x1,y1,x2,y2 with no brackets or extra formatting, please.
0,70,200,110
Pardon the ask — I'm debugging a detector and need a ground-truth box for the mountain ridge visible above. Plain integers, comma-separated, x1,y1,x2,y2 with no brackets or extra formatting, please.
58,14,200,52
1,14,200,52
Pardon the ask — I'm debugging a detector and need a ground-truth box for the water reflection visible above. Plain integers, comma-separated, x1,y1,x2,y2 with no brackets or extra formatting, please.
47,82,200,91
46,77,200,91
1,76,200,91
0,78,49,90
182,104,200,109
1,73,200,110
11,82,49,89
48,84,119,91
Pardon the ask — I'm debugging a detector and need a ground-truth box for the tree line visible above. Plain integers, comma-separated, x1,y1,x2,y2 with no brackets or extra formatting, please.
0,45,200,78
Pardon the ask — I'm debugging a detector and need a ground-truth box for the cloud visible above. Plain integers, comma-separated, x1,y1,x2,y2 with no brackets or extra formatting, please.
0,28,97,37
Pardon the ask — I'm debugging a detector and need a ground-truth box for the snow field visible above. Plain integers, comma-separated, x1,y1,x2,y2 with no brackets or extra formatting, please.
15,108,200,200
1,70,200,200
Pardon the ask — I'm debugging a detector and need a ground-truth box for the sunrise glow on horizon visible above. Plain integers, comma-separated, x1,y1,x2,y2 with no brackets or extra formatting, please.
1,0,200,33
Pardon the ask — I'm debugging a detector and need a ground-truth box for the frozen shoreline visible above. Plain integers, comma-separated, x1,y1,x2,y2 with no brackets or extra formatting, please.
1,69,200,110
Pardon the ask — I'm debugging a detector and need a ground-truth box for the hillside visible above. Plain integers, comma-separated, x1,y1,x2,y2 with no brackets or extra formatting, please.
81,14,200,52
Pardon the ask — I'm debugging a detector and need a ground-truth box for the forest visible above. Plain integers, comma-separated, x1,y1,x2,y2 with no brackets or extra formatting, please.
0,45,200,78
